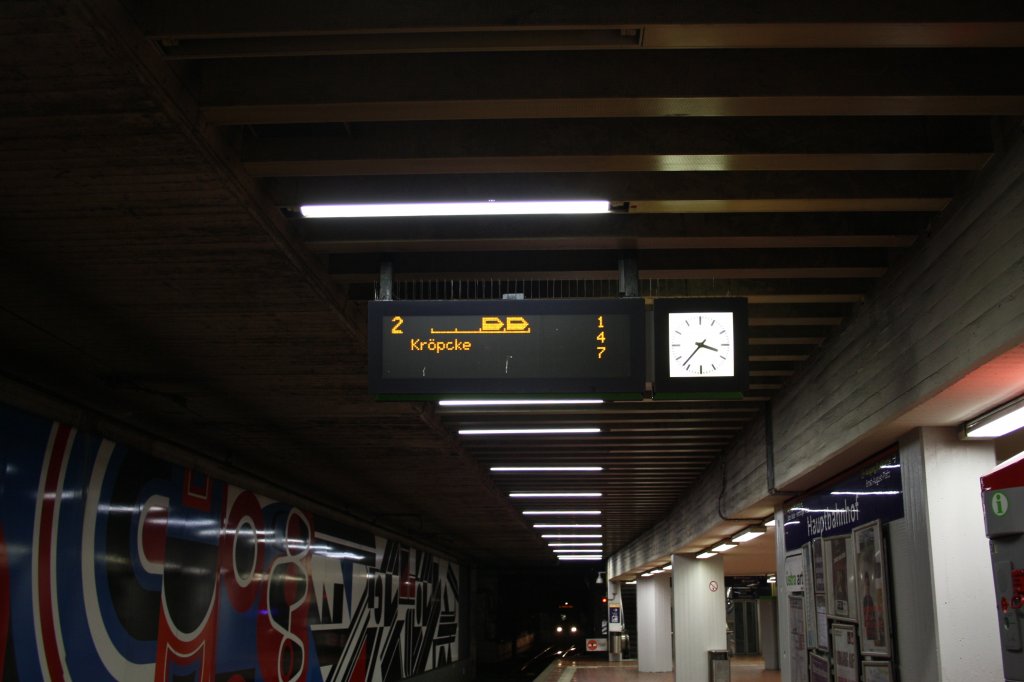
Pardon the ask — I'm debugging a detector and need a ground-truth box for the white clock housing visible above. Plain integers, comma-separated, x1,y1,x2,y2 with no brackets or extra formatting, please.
667,311,735,378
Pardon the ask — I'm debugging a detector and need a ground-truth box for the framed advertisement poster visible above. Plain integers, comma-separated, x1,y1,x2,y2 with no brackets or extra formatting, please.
815,594,829,653
824,535,856,620
853,519,892,657
811,537,826,595
789,595,809,682
862,660,894,682
786,550,806,592
803,544,817,650
809,652,832,682
831,623,858,682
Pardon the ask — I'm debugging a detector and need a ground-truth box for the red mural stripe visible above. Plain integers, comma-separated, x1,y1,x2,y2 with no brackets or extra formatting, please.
351,639,368,682
37,424,71,682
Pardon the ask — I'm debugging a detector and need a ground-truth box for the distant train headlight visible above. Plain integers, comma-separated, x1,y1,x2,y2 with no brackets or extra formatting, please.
570,626,578,633
556,626,563,633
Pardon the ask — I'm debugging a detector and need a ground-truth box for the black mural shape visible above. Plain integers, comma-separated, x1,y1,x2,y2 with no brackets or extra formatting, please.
105,454,174,640
162,534,220,635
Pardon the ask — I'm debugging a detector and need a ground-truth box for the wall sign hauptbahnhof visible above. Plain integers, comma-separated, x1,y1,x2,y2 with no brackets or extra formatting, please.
367,298,748,399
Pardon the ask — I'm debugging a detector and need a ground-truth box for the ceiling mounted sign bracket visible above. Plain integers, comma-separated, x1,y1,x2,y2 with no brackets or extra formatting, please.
618,252,639,298
378,260,394,301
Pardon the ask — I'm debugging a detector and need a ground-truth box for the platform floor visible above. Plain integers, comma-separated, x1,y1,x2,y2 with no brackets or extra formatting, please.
533,656,780,682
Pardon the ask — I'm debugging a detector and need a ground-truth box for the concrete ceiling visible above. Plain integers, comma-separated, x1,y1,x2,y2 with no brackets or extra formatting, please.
1,0,1023,569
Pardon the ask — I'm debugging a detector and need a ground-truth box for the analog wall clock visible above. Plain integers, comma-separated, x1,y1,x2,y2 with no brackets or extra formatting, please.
653,298,749,396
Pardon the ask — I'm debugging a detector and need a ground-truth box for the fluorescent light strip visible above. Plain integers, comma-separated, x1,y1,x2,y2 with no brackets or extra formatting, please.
523,510,601,516
541,534,602,539
548,543,603,547
441,399,604,406
696,552,718,560
300,200,611,218
558,556,605,561
964,395,1024,438
492,466,604,472
732,530,766,543
533,524,602,529
711,543,737,553
552,548,603,553
510,492,601,498
460,428,600,435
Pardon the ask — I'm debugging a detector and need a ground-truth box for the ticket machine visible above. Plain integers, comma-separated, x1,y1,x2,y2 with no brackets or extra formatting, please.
983,451,1024,682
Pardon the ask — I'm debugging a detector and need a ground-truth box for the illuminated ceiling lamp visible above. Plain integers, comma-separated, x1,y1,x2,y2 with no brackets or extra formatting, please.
441,399,604,406
732,527,766,543
300,200,611,218
961,394,1024,439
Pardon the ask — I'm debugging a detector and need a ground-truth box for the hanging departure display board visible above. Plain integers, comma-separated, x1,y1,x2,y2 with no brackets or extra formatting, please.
368,299,645,397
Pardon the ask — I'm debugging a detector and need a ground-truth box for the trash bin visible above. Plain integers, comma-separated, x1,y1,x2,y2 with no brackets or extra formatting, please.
708,650,730,682
608,632,622,662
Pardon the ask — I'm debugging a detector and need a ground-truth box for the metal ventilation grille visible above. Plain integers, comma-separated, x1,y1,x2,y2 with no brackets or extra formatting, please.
376,278,762,301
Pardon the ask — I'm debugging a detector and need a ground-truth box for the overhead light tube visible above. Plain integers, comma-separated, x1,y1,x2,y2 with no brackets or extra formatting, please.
696,551,718,560
732,528,766,543
548,542,603,547
441,399,604,406
962,395,1024,439
510,492,602,498
459,428,600,435
533,524,603,529
491,466,604,472
711,543,737,553
522,510,601,516
300,200,611,218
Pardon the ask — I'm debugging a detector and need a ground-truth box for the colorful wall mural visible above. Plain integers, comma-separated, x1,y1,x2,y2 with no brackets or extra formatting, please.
0,402,461,681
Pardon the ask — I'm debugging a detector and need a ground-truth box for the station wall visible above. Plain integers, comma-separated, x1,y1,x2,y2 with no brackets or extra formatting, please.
0,401,462,682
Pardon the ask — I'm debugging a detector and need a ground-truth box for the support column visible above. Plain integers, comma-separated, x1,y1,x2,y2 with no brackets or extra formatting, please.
673,554,728,682
893,426,1001,681
637,573,674,672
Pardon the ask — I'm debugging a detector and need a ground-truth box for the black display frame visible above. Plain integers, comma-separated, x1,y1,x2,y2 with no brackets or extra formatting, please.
652,297,749,396
368,298,646,398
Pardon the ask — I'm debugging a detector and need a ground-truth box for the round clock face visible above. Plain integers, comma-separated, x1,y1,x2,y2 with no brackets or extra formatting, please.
667,311,734,378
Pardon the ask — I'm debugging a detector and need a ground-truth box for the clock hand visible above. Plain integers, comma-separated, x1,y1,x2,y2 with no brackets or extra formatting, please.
697,341,718,352
681,343,702,366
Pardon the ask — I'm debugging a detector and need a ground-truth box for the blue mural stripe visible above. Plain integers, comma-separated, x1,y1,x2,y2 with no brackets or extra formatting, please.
0,400,460,681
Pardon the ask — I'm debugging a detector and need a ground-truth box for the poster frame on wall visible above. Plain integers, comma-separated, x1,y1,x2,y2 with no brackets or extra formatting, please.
862,660,895,682
789,594,809,682
853,519,892,657
809,652,832,682
824,534,857,621
803,543,818,650
831,622,859,682
814,594,829,653
811,536,827,595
